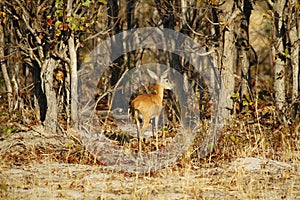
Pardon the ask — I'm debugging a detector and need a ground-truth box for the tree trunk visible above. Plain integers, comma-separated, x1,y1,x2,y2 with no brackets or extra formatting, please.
0,23,13,111
68,34,79,127
287,0,299,103
66,0,79,128
107,0,123,86
287,0,299,118
219,0,239,117
42,58,58,132
222,30,236,116
272,0,286,110
237,0,253,106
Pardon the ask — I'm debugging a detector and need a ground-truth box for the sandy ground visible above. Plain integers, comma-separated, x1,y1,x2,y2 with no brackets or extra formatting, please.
0,129,299,200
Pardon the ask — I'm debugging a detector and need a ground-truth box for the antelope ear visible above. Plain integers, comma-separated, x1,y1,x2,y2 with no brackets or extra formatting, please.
147,69,158,80
161,68,170,79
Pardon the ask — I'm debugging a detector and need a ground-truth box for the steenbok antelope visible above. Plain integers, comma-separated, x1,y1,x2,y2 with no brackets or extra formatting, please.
131,69,172,148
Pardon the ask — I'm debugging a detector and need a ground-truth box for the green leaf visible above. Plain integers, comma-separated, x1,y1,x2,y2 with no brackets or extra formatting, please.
98,0,107,4
242,100,249,106
65,141,74,148
207,142,215,150
2,127,14,135
82,0,93,7
230,135,236,142
54,21,62,36
231,93,240,99
55,0,64,8
79,25,84,30
230,135,239,143
285,48,289,56
54,10,64,17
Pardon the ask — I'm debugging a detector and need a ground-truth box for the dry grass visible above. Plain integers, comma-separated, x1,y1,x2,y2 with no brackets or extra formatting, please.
0,155,299,199
0,114,299,199
0,92,299,199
